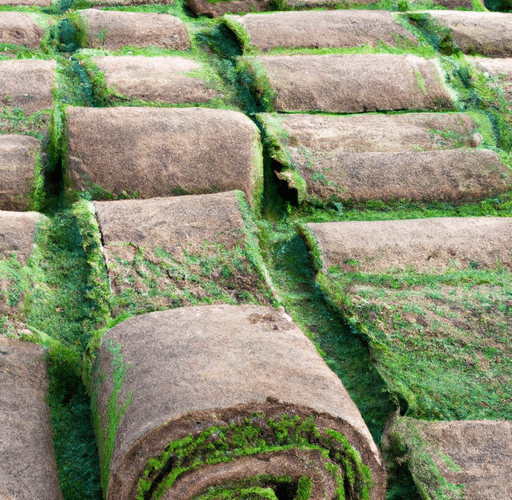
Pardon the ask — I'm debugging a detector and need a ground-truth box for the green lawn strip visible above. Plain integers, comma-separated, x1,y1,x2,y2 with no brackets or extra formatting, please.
137,414,373,500
312,263,512,421
383,416,465,500
256,219,396,445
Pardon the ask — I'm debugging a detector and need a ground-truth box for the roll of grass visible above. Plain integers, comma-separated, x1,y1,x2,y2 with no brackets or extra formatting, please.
86,304,386,500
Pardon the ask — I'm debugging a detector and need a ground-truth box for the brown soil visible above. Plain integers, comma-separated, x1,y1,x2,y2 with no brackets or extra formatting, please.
0,59,55,115
0,135,41,211
386,418,512,500
0,211,43,265
229,10,417,52
429,11,512,58
0,12,45,48
251,54,454,112
92,55,218,104
306,217,512,274
91,304,384,499
65,106,262,205
290,149,510,204
470,57,512,106
0,0,50,5
259,112,477,153
0,338,63,500
79,9,190,50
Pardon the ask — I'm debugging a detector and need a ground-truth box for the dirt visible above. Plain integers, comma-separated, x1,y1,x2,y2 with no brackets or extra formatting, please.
80,9,190,50
0,211,43,265
92,55,218,104
91,304,385,499
250,54,454,112
470,57,512,107
0,337,63,500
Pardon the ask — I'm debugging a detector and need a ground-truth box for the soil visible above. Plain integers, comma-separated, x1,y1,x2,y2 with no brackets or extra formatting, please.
0,12,45,48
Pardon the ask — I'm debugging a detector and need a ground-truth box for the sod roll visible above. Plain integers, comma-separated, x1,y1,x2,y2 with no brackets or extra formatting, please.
0,12,44,47
88,304,385,500
80,10,190,50
245,54,454,113
65,107,263,206
0,211,43,265
225,10,417,52
428,11,512,58
91,56,219,104
0,337,63,500
470,57,512,106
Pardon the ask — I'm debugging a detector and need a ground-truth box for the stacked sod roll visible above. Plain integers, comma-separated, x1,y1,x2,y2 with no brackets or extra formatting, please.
85,304,386,500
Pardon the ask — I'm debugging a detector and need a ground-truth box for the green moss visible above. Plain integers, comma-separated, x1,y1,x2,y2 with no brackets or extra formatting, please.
236,57,277,112
297,224,323,273
221,16,254,54
137,413,374,500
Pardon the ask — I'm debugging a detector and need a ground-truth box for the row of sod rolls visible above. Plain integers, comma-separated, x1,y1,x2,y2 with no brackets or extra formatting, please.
83,304,387,500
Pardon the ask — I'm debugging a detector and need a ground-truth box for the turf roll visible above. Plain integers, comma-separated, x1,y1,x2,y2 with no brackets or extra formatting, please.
86,304,386,500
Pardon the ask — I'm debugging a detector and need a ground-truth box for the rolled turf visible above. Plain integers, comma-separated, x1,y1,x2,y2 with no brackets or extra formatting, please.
85,304,386,500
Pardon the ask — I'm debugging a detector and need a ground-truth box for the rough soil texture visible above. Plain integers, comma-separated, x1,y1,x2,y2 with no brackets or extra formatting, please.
252,54,454,112
0,211,42,265
0,59,55,115
186,0,268,17
79,9,190,50
0,0,50,5
259,112,477,153
388,418,512,500
307,217,512,274
91,304,384,499
228,10,417,52
470,57,512,106
0,338,63,500
0,134,41,211
289,149,510,204
429,11,512,58
0,12,45,48
92,55,218,104
66,106,262,205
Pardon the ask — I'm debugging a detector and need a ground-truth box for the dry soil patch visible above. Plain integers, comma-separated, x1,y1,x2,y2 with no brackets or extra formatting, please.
428,11,512,58
0,0,50,5
89,304,384,500
91,55,218,104
65,106,263,205
0,12,44,48
248,54,453,112
0,337,63,500
186,0,268,17
226,10,417,52
0,211,42,265
306,217,512,274
0,59,55,115
0,135,41,211
79,9,190,50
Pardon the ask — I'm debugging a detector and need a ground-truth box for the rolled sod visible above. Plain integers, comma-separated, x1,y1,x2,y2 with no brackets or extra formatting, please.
258,112,507,203
65,107,263,206
0,211,44,265
186,0,268,18
301,218,512,420
92,191,270,315
0,12,44,47
243,54,454,113
91,56,219,104
428,11,512,58
0,135,43,211
79,10,190,51
86,304,385,500
0,59,55,115
384,417,512,500
470,57,512,106
0,337,63,500
224,11,417,52
0,0,50,5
